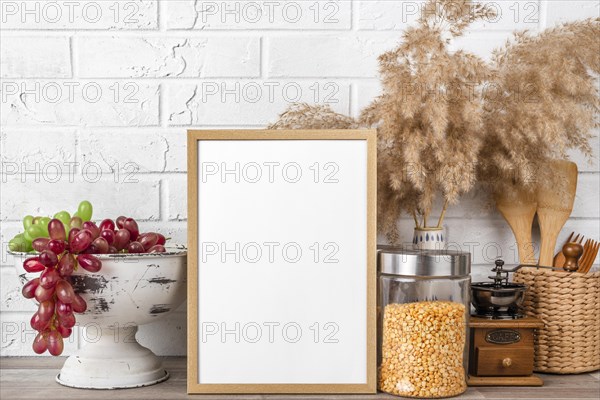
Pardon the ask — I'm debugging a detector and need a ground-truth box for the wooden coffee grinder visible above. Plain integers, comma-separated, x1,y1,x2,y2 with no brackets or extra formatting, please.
467,260,543,386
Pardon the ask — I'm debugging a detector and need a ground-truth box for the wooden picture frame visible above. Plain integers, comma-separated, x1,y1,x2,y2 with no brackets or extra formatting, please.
187,129,377,394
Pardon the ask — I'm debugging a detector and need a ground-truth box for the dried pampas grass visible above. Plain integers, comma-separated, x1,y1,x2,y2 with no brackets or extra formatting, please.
268,103,358,130
480,18,600,196
269,2,599,243
360,0,496,241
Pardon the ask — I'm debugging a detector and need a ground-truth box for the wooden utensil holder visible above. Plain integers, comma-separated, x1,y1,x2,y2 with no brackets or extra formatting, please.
513,267,600,374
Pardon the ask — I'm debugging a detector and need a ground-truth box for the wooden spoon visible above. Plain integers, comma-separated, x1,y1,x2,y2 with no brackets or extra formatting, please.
537,160,578,267
495,185,537,264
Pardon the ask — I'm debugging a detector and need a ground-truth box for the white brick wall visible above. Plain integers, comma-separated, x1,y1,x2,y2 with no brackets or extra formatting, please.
0,36,72,78
166,0,353,30
77,36,261,78
0,0,158,30
268,35,398,77
166,80,351,125
1,0,599,356
1,81,160,126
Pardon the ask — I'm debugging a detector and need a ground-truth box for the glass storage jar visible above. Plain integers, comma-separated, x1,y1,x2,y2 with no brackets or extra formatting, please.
377,247,471,398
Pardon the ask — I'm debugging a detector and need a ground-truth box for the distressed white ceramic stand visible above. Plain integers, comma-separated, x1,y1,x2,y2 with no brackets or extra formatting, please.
57,325,169,389
12,246,187,389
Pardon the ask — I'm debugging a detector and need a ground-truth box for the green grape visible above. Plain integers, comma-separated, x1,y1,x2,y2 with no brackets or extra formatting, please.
32,216,42,225
76,200,93,222
54,211,71,227
9,234,33,252
23,215,34,230
38,217,51,230
23,230,34,242
25,224,48,241
22,233,33,251
9,235,27,252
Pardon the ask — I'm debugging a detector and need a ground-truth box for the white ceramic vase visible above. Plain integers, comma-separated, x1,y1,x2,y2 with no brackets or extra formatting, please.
412,228,445,250
11,246,187,389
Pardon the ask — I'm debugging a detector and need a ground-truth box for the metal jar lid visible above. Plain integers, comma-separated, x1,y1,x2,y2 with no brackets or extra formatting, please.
378,246,471,277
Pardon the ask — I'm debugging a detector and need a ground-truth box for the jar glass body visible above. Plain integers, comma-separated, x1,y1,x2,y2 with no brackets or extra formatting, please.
378,274,470,398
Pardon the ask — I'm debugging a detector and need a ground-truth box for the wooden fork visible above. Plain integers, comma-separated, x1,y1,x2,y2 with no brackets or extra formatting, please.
579,239,599,274
553,232,584,268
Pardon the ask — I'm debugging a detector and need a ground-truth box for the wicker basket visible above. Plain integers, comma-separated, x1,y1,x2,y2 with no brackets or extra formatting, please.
513,267,600,374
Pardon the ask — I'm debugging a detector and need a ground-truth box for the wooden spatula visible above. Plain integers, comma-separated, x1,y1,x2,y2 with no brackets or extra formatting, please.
537,160,578,267
495,185,537,264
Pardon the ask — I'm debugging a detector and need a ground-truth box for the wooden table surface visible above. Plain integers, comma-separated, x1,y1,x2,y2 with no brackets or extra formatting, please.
1,357,598,400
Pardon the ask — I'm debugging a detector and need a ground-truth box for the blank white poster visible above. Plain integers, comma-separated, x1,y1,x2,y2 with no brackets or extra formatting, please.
196,139,368,384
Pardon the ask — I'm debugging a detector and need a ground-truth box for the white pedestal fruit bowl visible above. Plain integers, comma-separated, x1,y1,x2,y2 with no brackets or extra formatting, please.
11,246,187,389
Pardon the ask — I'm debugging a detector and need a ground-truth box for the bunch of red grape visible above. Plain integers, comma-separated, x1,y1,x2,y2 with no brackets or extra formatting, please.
93,216,167,254
21,216,167,356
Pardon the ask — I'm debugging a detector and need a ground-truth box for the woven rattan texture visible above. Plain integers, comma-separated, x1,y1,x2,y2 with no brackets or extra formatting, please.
514,267,600,374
